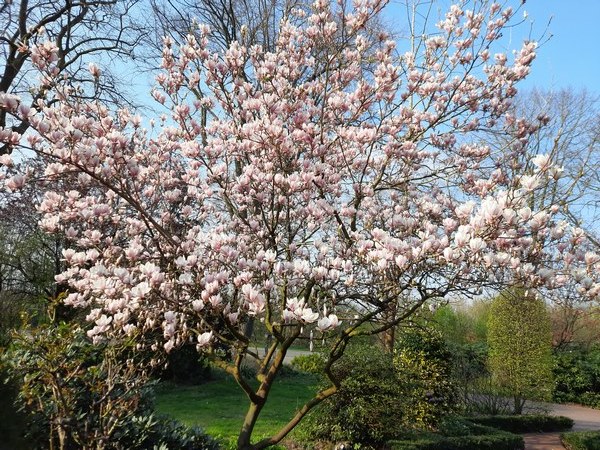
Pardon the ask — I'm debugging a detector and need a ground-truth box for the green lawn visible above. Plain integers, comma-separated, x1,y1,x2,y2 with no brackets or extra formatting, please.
154,371,319,447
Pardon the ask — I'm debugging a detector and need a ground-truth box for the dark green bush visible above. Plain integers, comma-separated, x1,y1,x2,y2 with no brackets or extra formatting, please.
561,431,600,450
0,376,33,450
2,323,217,450
115,414,219,450
159,344,212,384
468,414,573,433
554,347,600,408
389,429,524,450
297,342,405,449
290,353,325,374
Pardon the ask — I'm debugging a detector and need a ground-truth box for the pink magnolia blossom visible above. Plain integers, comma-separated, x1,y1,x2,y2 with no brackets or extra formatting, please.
2,1,600,445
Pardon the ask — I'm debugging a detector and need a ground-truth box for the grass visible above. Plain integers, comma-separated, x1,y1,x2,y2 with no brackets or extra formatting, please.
154,370,319,447
561,431,600,450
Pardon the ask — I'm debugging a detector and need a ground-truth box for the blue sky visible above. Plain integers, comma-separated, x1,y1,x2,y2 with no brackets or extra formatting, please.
385,0,600,94
518,0,600,92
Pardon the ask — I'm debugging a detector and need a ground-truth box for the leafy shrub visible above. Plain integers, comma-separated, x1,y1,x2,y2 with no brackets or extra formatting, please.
0,375,33,449
2,323,216,449
297,342,405,449
554,346,600,408
115,414,219,450
468,414,573,433
298,332,457,449
389,432,524,450
393,327,458,428
561,431,600,450
290,353,325,374
447,342,489,411
488,289,554,414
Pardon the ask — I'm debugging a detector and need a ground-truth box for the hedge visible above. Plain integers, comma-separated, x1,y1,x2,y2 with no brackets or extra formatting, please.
561,431,600,450
389,432,524,450
389,424,524,450
467,414,574,433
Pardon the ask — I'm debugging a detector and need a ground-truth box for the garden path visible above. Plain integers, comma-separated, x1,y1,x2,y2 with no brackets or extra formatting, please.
523,401,600,449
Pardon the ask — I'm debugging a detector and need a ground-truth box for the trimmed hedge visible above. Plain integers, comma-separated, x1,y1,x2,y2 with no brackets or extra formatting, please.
561,431,600,450
468,414,574,433
389,422,524,450
389,429,524,450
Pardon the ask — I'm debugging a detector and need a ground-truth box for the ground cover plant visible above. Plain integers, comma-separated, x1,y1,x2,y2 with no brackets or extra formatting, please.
4,0,600,448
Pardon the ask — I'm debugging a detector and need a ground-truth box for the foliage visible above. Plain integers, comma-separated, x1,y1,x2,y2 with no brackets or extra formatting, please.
290,353,326,374
389,432,524,450
114,414,219,450
0,221,55,346
389,419,524,450
297,342,405,448
433,302,490,345
561,431,600,450
393,327,458,428
297,332,456,448
553,345,600,408
467,414,573,433
488,288,554,413
2,322,156,449
0,375,34,449
446,342,489,411
158,344,213,385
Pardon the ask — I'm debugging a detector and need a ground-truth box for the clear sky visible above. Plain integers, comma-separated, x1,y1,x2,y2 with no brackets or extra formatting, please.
518,0,600,93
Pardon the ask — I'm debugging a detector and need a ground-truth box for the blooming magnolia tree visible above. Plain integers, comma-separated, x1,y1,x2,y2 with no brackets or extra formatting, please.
2,0,600,448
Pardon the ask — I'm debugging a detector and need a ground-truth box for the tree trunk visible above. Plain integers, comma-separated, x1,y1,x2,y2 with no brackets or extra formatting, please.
513,395,526,415
381,302,397,353
237,400,265,450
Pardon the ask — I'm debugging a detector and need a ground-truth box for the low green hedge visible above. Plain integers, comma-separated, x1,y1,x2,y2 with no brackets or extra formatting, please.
389,431,523,450
468,414,574,433
561,431,600,450
389,422,524,450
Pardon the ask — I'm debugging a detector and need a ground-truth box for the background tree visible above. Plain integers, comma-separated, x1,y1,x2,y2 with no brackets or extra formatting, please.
0,0,145,155
488,288,554,414
2,1,599,449
510,89,600,349
509,89,600,236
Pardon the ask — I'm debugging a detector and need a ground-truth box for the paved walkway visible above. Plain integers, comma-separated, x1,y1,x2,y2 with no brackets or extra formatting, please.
523,432,565,450
523,401,600,449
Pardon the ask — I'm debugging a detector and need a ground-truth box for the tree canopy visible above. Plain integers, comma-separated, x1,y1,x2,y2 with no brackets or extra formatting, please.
2,1,600,448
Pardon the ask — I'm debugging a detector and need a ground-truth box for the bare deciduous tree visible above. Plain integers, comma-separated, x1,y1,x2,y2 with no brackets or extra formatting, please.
0,0,145,155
